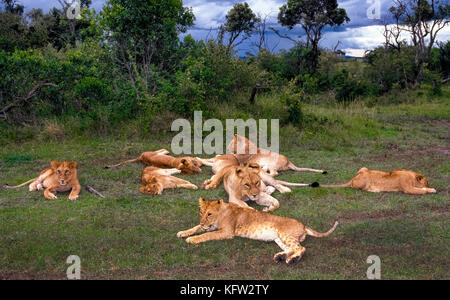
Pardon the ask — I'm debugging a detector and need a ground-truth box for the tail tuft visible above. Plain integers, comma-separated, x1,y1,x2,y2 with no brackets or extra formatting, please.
310,182,320,188
322,171,328,174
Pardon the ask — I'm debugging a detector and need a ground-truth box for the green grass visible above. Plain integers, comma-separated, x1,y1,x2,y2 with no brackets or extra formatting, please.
0,86,449,280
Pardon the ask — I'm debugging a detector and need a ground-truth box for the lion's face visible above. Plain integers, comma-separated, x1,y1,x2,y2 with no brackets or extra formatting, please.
140,176,163,195
236,164,261,201
51,161,77,186
199,198,222,231
178,158,202,174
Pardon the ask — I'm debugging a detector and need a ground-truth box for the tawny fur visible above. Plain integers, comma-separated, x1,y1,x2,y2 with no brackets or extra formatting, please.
227,135,326,176
321,167,437,195
140,166,198,195
177,198,339,264
105,149,203,174
3,161,81,201
203,165,290,211
198,155,313,191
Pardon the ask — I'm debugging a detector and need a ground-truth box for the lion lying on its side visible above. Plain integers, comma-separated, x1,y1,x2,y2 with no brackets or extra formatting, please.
228,134,326,176
3,161,81,201
105,149,203,174
177,198,339,264
320,168,437,195
140,166,198,195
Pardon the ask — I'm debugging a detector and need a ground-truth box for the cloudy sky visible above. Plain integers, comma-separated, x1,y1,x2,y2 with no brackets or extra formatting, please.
15,0,450,56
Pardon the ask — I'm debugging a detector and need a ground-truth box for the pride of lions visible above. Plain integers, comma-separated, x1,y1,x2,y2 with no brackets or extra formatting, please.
2,135,437,264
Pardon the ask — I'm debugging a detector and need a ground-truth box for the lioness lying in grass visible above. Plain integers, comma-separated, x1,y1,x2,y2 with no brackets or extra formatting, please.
140,166,198,195
177,198,339,264
105,149,203,174
320,168,437,195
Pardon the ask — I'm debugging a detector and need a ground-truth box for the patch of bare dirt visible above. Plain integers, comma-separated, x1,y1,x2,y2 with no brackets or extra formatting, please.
429,120,450,128
385,143,400,152
341,209,405,222
424,147,450,155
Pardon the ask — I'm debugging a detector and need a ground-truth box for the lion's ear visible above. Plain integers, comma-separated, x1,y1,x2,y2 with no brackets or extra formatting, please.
180,158,187,165
236,166,245,177
218,199,224,205
416,175,424,182
68,162,77,169
199,197,207,211
51,161,61,169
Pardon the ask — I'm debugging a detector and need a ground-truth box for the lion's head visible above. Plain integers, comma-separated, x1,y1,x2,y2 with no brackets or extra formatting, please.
415,173,430,188
140,176,164,195
235,163,262,201
177,157,202,174
227,134,259,155
51,161,77,187
198,197,223,231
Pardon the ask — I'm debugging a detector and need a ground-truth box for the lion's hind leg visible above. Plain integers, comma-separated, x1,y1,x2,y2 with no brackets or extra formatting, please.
274,235,306,264
29,169,52,192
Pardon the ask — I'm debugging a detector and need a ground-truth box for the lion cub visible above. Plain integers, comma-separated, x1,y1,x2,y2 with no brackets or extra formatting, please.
178,198,339,264
140,166,198,195
105,149,203,174
321,168,437,195
3,161,81,201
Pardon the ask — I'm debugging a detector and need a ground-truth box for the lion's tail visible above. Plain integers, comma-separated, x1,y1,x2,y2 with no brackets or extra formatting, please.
104,158,140,169
305,221,339,238
319,181,352,188
275,180,314,187
288,161,327,174
2,178,37,190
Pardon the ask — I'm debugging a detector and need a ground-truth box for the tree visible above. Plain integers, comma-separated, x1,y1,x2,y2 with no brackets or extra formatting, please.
1,0,24,15
101,0,195,94
386,0,450,84
278,0,349,71
219,2,260,54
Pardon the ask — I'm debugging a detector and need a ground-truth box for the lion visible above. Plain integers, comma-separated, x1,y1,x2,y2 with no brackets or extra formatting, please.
320,168,437,195
2,161,81,201
199,155,317,190
202,161,316,212
140,166,198,195
227,134,326,176
105,149,203,174
177,198,339,264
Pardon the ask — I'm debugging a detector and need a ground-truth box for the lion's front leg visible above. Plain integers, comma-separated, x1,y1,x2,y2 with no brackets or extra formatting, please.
69,183,81,201
256,193,280,212
185,230,234,244
203,174,223,190
177,225,204,238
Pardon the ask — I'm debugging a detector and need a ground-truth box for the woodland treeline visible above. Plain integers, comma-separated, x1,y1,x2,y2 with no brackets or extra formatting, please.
0,0,448,132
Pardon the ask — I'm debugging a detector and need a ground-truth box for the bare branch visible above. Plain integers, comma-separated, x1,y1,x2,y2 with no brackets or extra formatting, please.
0,83,58,120
85,185,105,198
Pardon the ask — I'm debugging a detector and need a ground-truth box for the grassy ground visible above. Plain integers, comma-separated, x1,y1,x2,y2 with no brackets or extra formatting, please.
0,86,449,280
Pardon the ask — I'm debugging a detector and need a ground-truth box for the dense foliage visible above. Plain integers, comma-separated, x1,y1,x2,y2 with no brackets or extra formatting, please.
0,0,448,136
